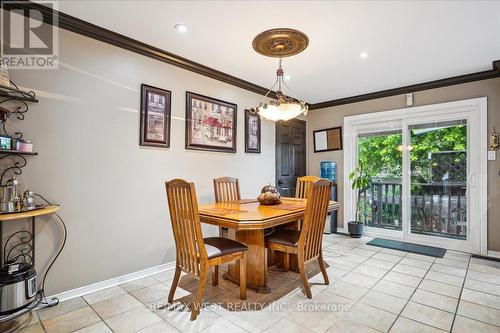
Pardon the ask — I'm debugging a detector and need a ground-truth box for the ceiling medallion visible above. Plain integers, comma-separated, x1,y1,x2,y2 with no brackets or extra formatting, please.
252,28,309,58
250,28,309,122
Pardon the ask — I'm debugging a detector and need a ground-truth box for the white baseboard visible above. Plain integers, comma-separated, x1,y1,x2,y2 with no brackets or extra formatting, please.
486,251,500,259
48,261,176,303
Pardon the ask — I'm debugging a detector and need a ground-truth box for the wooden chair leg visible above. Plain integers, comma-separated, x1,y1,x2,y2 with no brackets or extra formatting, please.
298,262,312,299
212,265,219,286
190,268,207,321
239,252,247,300
283,253,290,272
318,253,329,285
168,265,181,303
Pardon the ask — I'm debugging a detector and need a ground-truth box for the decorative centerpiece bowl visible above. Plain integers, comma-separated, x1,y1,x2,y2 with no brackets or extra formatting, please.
257,184,281,205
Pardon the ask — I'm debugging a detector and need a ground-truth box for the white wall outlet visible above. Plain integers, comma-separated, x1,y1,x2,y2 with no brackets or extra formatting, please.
406,93,414,106
488,150,496,160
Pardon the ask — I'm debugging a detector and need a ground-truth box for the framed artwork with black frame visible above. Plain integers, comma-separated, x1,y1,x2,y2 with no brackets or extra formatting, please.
313,126,343,152
245,109,261,153
140,84,171,148
185,92,237,153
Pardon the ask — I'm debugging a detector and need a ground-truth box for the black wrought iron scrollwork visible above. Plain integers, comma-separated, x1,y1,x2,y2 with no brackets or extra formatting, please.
3,230,33,265
2,120,23,139
0,81,37,102
0,97,28,139
8,81,36,100
0,98,29,119
0,79,37,141
0,154,27,185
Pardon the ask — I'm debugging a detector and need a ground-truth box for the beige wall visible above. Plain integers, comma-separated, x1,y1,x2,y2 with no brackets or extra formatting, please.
7,29,275,295
307,77,500,251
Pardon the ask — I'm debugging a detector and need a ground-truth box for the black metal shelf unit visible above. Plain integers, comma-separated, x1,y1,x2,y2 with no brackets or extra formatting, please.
0,83,38,103
0,81,38,185
0,150,38,156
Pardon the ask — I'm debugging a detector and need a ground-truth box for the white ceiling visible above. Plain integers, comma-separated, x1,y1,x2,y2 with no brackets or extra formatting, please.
57,1,500,104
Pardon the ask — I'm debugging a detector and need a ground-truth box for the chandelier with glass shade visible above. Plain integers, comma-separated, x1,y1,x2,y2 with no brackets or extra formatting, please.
249,28,309,122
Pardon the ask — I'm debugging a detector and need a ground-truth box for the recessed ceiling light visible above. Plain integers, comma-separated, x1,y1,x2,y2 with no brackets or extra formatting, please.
284,74,291,81
174,24,187,33
360,51,368,59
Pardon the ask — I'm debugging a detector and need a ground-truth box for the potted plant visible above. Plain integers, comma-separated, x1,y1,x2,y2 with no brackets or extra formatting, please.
348,166,371,238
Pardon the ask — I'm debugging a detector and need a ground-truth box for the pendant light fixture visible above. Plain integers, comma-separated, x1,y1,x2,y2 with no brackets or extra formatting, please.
249,28,309,121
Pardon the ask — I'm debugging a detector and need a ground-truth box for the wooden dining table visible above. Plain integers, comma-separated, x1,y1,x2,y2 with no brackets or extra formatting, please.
198,197,339,293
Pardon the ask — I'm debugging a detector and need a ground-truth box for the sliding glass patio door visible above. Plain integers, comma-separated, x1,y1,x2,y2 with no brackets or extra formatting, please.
403,115,474,251
356,125,403,237
343,98,487,254
408,119,467,240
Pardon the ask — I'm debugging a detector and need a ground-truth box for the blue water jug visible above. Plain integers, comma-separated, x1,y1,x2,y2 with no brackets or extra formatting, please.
320,161,336,182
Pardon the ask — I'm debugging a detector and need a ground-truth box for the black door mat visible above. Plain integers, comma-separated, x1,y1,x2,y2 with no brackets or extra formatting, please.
367,238,446,258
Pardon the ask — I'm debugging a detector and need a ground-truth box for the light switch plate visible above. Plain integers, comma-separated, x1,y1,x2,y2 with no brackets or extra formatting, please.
488,150,496,160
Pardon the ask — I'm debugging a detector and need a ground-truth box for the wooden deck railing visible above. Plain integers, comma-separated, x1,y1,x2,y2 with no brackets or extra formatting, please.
359,178,467,239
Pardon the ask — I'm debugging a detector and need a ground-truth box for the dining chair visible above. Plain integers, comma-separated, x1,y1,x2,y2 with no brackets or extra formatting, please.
213,176,241,202
213,177,241,237
297,176,338,234
265,178,332,298
165,179,247,320
294,175,321,230
295,175,320,199
269,175,321,269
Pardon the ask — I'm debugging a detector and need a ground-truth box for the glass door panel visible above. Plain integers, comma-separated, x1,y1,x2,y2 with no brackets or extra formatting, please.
409,120,467,240
357,129,403,231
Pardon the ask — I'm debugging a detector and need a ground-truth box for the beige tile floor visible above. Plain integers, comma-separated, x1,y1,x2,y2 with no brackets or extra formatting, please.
4,234,500,333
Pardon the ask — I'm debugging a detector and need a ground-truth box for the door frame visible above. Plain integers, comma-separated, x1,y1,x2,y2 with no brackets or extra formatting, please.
275,119,307,194
343,98,487,255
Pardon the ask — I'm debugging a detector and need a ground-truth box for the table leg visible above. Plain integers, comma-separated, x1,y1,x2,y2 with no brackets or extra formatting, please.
224,229,270,293
0,220,3,267
31,216,35,267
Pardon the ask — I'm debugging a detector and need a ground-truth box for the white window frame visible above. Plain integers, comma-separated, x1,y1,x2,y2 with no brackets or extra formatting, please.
343,98,488,255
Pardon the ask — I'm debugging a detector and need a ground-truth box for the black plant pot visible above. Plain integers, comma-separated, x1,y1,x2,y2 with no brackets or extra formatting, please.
348,221,363,238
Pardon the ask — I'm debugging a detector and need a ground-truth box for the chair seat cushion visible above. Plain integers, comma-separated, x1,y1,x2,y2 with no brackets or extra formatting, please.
265,229,300,247
204,237,248,259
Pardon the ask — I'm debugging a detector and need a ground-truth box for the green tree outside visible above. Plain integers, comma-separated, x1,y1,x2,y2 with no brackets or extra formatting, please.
357,124,467,227
357,125,467,181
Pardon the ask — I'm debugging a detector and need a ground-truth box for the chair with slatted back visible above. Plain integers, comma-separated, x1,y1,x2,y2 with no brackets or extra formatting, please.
214,177,241,203
295,175,320,199
165,179,247,320
294,175,321,231
265,178,332,298
213,177,241,237
298,176,338,234
272,175,321,271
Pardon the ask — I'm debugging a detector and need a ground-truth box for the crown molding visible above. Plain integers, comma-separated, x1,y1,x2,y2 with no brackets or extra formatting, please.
7,0,276,99
309,60,500,110
6,1,499,110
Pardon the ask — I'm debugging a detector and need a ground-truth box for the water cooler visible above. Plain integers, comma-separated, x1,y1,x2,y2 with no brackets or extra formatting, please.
320,161,338,233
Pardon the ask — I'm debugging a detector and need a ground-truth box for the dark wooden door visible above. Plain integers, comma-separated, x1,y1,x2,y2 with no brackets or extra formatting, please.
275,119,306,197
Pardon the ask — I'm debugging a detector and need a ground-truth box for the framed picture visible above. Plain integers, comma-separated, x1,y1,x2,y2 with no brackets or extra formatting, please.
245,109,261,153
185,92,237,153
140,84,171,148
313,126,343,152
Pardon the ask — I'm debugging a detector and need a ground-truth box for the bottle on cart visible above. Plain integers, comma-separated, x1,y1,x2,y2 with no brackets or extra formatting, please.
23,189,36,210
